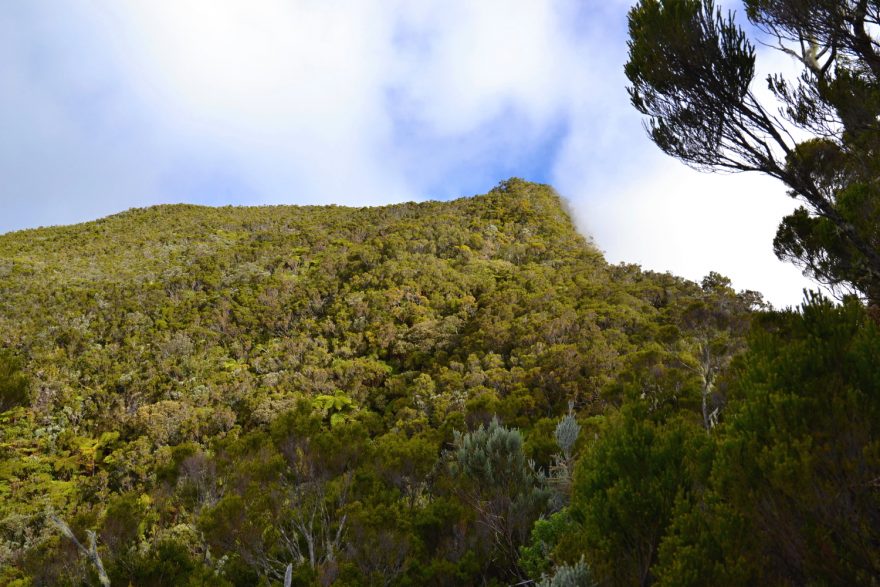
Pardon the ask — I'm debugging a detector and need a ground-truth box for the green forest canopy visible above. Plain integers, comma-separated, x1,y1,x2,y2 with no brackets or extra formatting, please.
0,179,876,585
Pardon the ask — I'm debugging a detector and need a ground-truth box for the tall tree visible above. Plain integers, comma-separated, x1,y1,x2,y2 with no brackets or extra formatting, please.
672,273,753,430
569,406,711,587
625,0,880,303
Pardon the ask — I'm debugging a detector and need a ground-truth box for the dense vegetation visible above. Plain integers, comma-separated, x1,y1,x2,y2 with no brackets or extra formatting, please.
622,2,880,582
1,179,876,585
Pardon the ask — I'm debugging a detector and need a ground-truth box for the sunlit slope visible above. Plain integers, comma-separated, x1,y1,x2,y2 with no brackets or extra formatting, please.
0,178,717,584
0,178,633,428
0,176,690,483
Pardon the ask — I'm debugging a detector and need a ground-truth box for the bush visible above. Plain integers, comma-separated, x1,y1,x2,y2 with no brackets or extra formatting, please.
0,349,29,412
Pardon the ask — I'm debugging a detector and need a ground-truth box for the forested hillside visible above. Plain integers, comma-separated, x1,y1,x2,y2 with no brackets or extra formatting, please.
1,179,876,586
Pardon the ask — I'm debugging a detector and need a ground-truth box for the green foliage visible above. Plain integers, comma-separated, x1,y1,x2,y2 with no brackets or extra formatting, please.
626,0,755,167
519,509,580,580
568,407,711,586
532,295,879,586
658,295,880,585
122,538,230,587
449,418,539,497
0,349,29,412
0,179,752,584
5,175,861,587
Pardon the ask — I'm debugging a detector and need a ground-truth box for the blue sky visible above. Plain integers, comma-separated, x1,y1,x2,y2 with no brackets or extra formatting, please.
0,0,815,306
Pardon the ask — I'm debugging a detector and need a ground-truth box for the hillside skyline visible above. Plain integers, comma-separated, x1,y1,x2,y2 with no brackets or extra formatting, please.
1,1,814,306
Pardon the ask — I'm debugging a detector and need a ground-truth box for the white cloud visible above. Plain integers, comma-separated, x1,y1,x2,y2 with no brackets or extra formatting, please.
560,157,816,309
387,1,574,134
78,0,593,205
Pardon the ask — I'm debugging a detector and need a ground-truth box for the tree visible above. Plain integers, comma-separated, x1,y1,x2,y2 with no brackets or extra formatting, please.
447,417,552,580
657,295,880,585
549,404,582,499
672,273,753,430
569,406,711,586
626,0,880,303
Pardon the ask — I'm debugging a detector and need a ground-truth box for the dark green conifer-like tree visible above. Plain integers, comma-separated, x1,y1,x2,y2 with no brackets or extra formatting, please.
626,0,880,304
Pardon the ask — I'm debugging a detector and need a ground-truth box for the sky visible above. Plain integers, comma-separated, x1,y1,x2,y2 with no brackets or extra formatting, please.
0,0,817,307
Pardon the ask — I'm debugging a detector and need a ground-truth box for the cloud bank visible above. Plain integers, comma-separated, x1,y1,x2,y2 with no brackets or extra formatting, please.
0,0,814,306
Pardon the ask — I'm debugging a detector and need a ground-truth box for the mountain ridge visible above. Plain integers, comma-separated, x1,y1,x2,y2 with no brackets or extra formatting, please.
0,178,720,585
